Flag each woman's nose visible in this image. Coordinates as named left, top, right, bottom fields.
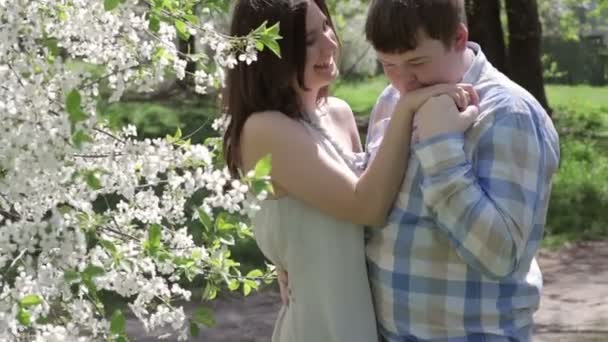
left=322, top=29, right=338, bottom=50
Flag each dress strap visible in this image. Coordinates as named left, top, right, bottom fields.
left=299, top=115, right=367, bottom=173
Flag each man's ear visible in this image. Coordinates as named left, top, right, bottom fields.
left=454, top=23, right=469, bottom=51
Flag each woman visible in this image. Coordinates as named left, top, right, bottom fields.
left=223, top=0, right=478, bottom=341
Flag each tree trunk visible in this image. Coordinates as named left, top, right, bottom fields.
left=505, top=0, right=551, bottom=114
left=465, top=0, right=509, bottom=74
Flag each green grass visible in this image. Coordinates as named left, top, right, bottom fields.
left=546, top=85, right=608, bottom=110
left=333, top=75, right=608, bottom=116
left=331, top=76, right=388, bottom=115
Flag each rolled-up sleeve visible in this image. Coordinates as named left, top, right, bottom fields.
left=414, top=113, right=545, bottom=279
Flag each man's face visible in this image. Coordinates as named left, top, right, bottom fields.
left=376, top=29, right=464, bottom=94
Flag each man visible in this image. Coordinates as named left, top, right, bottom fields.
left=364, top=0, right=560, bottom=341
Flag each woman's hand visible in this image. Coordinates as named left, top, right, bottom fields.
left=414, top=91, right=480, bottom=142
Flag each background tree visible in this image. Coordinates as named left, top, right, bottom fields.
left=465, top=0, right=509, bottom=73
left=505, top=0, right=550, bottom=112
left=466, top=0, right=551, bottom=114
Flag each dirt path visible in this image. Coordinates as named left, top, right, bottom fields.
left=127, top=240, right=608, bottom=341
left=533, top=240, right=608, bottom=341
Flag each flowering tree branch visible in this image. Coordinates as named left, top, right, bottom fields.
left=0, top=0, right=280, bottom=340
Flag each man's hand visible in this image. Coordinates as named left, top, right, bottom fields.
left=414, top=94, right=479, bottom=141
left=277, top=269, right=289, bottom=306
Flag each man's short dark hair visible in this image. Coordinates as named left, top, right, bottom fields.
left=365, top=0, right=467, bottom=53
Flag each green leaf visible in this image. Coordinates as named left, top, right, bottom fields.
left=110, top=310, right=126, bottom=335
left=216, top=215, right=235, bottom=231
left=20, top=294, right=43, bottom=308
left=175, top=20, right=190, bottom=40
left=261, top=22, right=282, bottom=58
left=99, top=239, right=118, bottom=256
left=152, top=46, right=168, bottom=64
left=255, top=41, right=264, bottom=51
left=83, top=265, right=105, bottom=280
left=173, top=256, right=192, bottom=267
left=166, top=127, right=183, bottom=144
left=197, top=209, right=213, bottom=231
left=193, top=307, right=216, bottom=328
left=246, top=269, right=264, bottom=279
left=251, top=179, right=273, bottom=197
left=144, top=224, right=166, bottom=255
left=149, top=14, right=161, bottom=32
left=254, top=154, right=272, bottom=178
left=119, top=259, right=134, bottom=273
left=242, top=278, right=259, bottom=297
left=265, top=40, right=281, bottom=58
left=219, top=235, right=235, bottom=246
left=243, top=283, right=252, bottom=296
left=72, top=130, right=93, bottom=149
left=104, top=0, right=121, bottom=11
left=190, top=321, right=200, bottom=337
left=202, top=283, right=217, bottom=300
left=66, top=89, right=88, bottom=126
left=228, top=279, right=240, bottom=291
left=66, top=88, right=81, bottom=115
left=253, top=21, right=268, bottom=35
left=58, top=11, right=68, bottom=21
left=17, top=308, right=31, bottom=326
left=85, top=171, right=102, bottom=190
left=266, top=22, right=280, bottom=36
left=191, top=249, right=202, bottom=260
left=183, top=14, right=199, bottom=25
left=148, top=224, right=162, bottom=248
left=64, top=270, right=80, bottom=282
left=44, top=38, right=60, bottom=57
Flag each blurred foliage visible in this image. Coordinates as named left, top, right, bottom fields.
left=98, top=96, right=219, bottom=143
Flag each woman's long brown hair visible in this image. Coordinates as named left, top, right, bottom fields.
left=222, top=0, right=337, bottom=177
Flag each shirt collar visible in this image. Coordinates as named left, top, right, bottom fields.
left=461, top=42, right=488, bottom=85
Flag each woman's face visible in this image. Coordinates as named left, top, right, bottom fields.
left=301, top=0, right=339, bottom=91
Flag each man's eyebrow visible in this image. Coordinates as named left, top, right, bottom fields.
left=377, top=55, right=428, bottom=64
left=406, top=56, right=427, bottom=63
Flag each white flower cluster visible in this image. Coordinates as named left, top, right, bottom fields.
left=0, top=0, right=274, bottom=340
left=211, top=113, right=231, bottom=134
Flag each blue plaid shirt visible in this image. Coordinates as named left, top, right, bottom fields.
left=365, top=43, right=560, bottom=341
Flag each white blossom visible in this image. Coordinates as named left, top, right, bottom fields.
left=212, top=114, right=231, bottom=133
left=0, top=0, right=273, bottom=340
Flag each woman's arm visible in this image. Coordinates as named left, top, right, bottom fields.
left=240, top=84, right=477, bottom=226
left=241, top=106, right=410, bottom=226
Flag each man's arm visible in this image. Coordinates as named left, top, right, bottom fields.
left=414, top=111, right=555, bottom=279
